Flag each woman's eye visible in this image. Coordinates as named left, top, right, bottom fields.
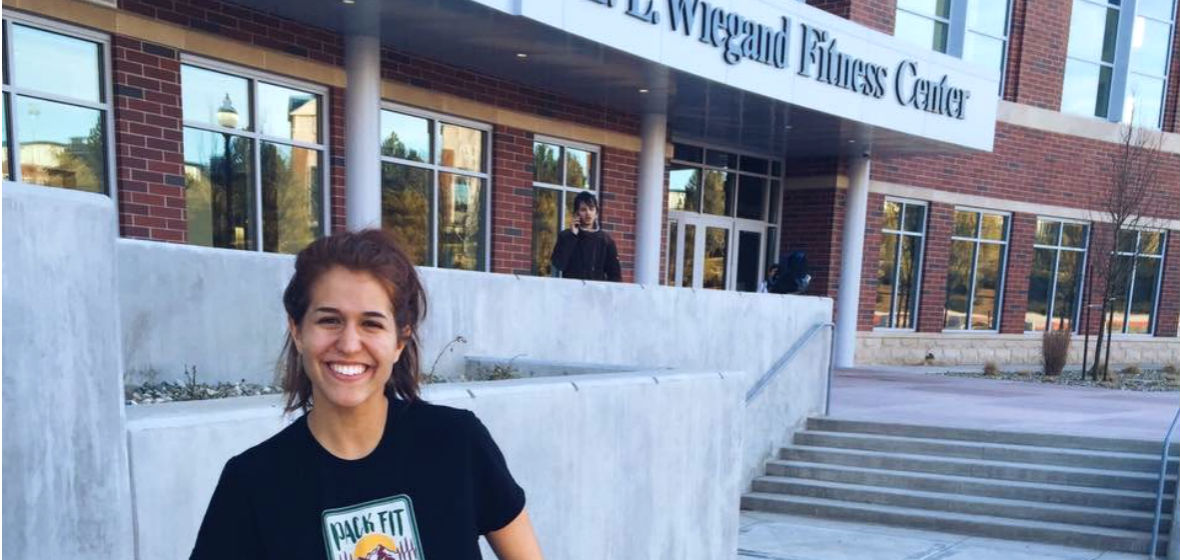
left=317, top=317, right=341, bottom=325
left=364, top=321, right=385, bottom=329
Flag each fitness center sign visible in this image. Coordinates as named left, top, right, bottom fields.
left=585, top=0, right=973, bottom=120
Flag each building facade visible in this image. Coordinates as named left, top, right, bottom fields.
left=3, top=0, right=1178, bottom=366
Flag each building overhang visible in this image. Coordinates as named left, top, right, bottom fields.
left=230, top=0, right=999, bottom=160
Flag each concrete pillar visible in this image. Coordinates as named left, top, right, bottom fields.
left=834, top=156, right=870, bottom=368
left=3, top=184, right=134, bottom=558
left=634, top=110, right=667, bottom=285
left=345, top=32, right=382, bottom=230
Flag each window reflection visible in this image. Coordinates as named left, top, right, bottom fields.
left=16, top=96, right=105, bottom=193
left=702, top=170, right=733, bottom=216
left=438, top=173, right=486, bottom=271
left=566, top=148, right=594, bottom=189
left=184, top=128, right=254, bottom=250
left=945, top=240, right=974, bottom=330
left=1108, top=229, right=1166, bottom=334
left=381, top=162, right=432, bottom=266
left=381, top=111, right=431, bottom=162
left=261, top=142, right=321, bottom=254
left=2, top=94, right=9, bottom=180
left=668, top=165, right=701, bottom=212
left=666, top=220, right=679, bottom=286
left=533, top=142, right=562, bottom=184
left=439, top=124, right=484, bottom=173
left=181, top=65, right=251, bottom=130
left=257, top=83, right=318, bottom=143
left=531, top=187, right=560, bottom=276
left=682, top=225, right=696, bottom=288
left=736, top=175, right=766, bottom=220
left=875, top=235, right=899, bottom=328
left=1026, top=219, right=1088, bottom=332
left=946, top=209, right=1009, bottom=330
left=704, top=227, right=729, bottom=290
left=12, top=24, right=102, bottom=103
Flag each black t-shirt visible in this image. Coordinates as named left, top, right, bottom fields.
left=190, top=398, right=526, bottom=559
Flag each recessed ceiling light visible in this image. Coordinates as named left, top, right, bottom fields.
left=516, top=53, right=528, bottom=59
left=342, top=0, right=355, bottom=4
left=847, top=139, right=856, bottom=144
left=639, top=88, right=649, bottom=94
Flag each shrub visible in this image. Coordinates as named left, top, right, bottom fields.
left=1041, top=330, right=1071, bottom=377
left=1119, top=365, right=1141, bottom=376
left=983, top=361, right=1000, bottom=376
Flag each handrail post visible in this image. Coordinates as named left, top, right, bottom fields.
left=824, top=324, right=835, bottom=416
left=1151, top=404, right=1180, bottom=559
left=745, top=321, right=835, bottom=405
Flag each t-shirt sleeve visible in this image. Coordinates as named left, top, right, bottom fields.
left=190, top=455, right=264, bottom=559
left=467, top=412, right=526, bottom=534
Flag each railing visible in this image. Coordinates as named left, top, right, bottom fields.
left=744, top=322, right=835, bottom=414
left=1151, top=404, right=1180, bottom=559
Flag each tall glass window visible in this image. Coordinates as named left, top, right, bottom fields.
left=2, top=15, right=111, bottom=193
left=1108, top=229, right=1166, bottom=334
left=896, top=0, right=952, bottom=53
left=875, top=199, right=927, bottom=329
left=531, top=137, right=599, bottom=276
left=380, top=107, right=489, bottom=271
left=1026, top=219, right=1089, bottom=332
left=895, top=1, right=1013, bottom=93
left=945, top=209, right=1010, bottom=331
left=181, top=60, right=326, bottom=253
left=1063, top=0, right=1177, bottom=127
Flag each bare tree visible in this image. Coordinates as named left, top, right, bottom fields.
left=1086, top=121, right=1166, bottom=380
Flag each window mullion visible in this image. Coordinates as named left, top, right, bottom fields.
left=253, top=79, right=264, bottom=252
left=1108, top=0, right=1138, bottom=122
left=1048, top=248, right=1062, bottom=330
left=947, top=0, right=969, bottom=57
left=966, top=238, right=980, bottom=329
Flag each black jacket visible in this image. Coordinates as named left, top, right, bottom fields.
left=550, top=228, right=622, bottom=282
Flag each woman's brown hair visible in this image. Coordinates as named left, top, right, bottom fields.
left=279, top=229, right=426, bottom=413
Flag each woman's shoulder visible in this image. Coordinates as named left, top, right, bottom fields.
left=402, top=399, right=480, bottom=431
left=224, top=415, right=309, bottom=474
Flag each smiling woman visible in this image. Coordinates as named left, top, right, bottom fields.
left=190, top=229, right=543, bottom=560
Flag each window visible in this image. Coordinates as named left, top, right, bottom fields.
left=874, top=199, right=927, bottom=329
left=944, top=209, right=1010, bottom=331
left=380, top=106, right=490, bottom=271
left=1063, top=0, right=1177, bottom=128
left=531, top=137, right=600, bottom=276
left=181, top=58, right=327, bottom=253
left=895, top=0, right=1013, bottom=93
left=1026, top=219, right=1089, bottom=332
left=2, top=14, right=112, bottom=193
left=1108, top=229, right=1166, bottom=334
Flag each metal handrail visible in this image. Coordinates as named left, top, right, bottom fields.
left=1151, top=404, right=1180, bottom=559
left=744, top=322, right=835, bottom=414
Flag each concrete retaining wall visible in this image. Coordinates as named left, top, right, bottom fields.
left=859, top=331, right=1180, bottom=366
left=2, top=184, right=134, bottom=559
left=126, top=371, right=744, bottom=559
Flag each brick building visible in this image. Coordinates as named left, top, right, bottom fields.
left=4, top=0, right=1178, bottom=365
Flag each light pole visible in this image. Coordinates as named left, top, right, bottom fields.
left=215, top=94, right=239, bottom=248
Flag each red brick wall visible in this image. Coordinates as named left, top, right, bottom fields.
left=1157, top=232, right=1180, bottom=337
left=999, top=213, right=1036, bottom=334
left=490, top=126, right=534, bottom=276
left=113, top=37, right=186, bottom=243
left=806, top=0, right=896, bottom=35
left=1165, top=0, right=1180, bottom=133
left=779, top=185, right=842, bottom=298
left=119, top=0, right=343, bottom=66
left=874, top=123, right=1180, bottom=219
left=1005, top=0, right=1070, bottom=110
left=329, top=86, right=347, bottom=233
left=915, top=202, right=953, bottom=332
left=600, top=147, right=639, bottom=282
left=857, top=192, right=887, bottom=331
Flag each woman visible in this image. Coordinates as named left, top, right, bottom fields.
left=191, top=229, right=542, bottom=560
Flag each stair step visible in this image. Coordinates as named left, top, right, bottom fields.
left=770, top=460, right=1174, bottom=512
left=741, top=492, right=1167, bottom=555
left=775, top=446, right=1175, bottom=492
left=795, top=430, right=1172, bottom=473
left=750, top=476, right=1169, bottom=531
left=807, top=417, right=1179, bottom=456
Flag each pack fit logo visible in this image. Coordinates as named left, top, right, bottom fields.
left=321, top=495, right=425, bottom=560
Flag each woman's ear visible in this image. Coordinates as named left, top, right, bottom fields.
left=397, top=326, right=411, bottom=353
left=288, top=317, right=304, bottom=354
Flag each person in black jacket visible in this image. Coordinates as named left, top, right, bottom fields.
left=549, top=191, right=622, bottom=282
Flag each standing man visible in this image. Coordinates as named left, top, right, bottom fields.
left=550, top=191, right=622, bottom=282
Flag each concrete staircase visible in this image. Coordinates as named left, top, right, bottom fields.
left=742, top=418, right=1178, bottom=555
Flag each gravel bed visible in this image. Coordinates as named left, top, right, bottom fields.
left=125, top=380, right=283, bottom=405
left=933, top=367, right=1180, bottom=392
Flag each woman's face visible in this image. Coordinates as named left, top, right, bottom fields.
left=289, top=266, right=406, bottom=415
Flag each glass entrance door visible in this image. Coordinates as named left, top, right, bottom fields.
left=669, top=213, right=732, bottom=290
left=734, top=227, right=764, bottom=292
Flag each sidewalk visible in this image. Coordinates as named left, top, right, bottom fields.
left=830, top=366, right=1180, bottom=441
